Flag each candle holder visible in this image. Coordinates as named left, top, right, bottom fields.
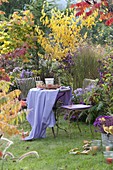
left=102, top=140, right=113, bottom=152
left=36, top=81, right=44, bottom=87
left=91, top=140, right=101, bottom=154
left=106, top=141, right=113, bottom=151
left=103, top=151, right=113, bottom=164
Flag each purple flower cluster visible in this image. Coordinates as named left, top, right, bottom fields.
left=84, top=84, right=96, bottom=93
left=74, top=88, right=84, bottom=97
left=98, top=56, right=113, bottom=85
left=13, top=67, right=21, bottom=73
left=93, top=115, right=113, bottom=133
left=73, top=83, right=96, bottom=105
left=20, top=69, right=33, bottom=79
left=59, top=52, right=76, bottom=70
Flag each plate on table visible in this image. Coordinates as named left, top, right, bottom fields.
left=37, top=84, right=61, bottom=90
left=46, top=84, right=61, bottom=89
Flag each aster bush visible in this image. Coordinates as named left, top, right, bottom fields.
left=93, top=115, right=113, bottom=135
left=70, top=53, right=113, bottom=124
left=10, top=67, right=33, bottom=80
left=73, top=83, right=97, bottom=104
left=81, top=54, right=113, bottom=123
left=87, top=55, right=113, bottom=112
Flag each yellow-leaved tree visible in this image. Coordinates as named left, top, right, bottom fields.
left=36, top=4, right=99, bottom=61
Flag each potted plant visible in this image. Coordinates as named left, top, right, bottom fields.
left=39, top=54, right=60, bottom=84
left=11, top=67, right=36, bottom=99
left=93, top=115, right=113, bottom=146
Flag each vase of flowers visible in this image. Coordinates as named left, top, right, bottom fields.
left=12, top=68, right=36, bottom=99
left=93, top=115, right=113, bottom=146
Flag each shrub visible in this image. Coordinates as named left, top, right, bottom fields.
left=83, top=55, right=113, bottom=123
left=0, top=80, right=27, bottom=136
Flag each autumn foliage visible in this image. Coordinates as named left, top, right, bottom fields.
left=0, top=68, right=10, bottom=81
left=0, top=0, right=8, bottom=5
left=70, top=0, right=113, bottom=26
left=0, top=10, right=38, bottom=73
left=0, top=80, right=26, bottom=136
left=36, top=4, right=98, bottom=61
left=0, top=0, right=8, bottom=14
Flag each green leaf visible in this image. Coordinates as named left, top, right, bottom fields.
left=97, top=101, right=104, bottom=111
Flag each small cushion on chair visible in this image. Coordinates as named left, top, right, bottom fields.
left=61, top=104, right=92, bottom=110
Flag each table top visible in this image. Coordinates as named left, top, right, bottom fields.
left=30, top=86, right=70, bottom=91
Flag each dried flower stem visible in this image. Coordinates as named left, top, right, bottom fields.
left=0, top=135, right=39, bottom=162
left=18, top=151, right=39, bottom=162
left=1, top=136, right=13, bottom=156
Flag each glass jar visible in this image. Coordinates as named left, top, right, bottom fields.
left=103, top=151, right=113, bottom=164
left=91, top=140, right=101, bottom=153
left=105, top=141, right=113, bottom=151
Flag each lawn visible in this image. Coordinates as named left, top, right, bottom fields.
left=0, top=119, right=113, bottom=170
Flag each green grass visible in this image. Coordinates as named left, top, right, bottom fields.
left=0, top=119, right=113, bottom=170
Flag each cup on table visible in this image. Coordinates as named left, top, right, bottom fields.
left=36, top=81, right=43, bottom=87
left=45, top=78, right=54, bottom=86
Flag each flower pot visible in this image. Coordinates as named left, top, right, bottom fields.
left=45, top=78, right=54, bottom=85
left=101, top=133, right=113, bottom=147
left=16, top=77, right=36, bottom=98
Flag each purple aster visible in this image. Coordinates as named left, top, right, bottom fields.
left=13, top=67, right=21, bottom=73
left=74, top=88, right=84, bottom=96
left=20, top=69, right=26, bottom=78
left=93, top=115, right=113, bottom=133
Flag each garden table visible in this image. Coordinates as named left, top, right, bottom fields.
left=24, top=87, right=72, bottom=141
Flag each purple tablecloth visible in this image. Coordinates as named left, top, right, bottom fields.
left=24, top=87, right=72, bottom=140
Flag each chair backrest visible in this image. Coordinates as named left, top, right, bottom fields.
left=82, top=78, right=97, bottom=89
